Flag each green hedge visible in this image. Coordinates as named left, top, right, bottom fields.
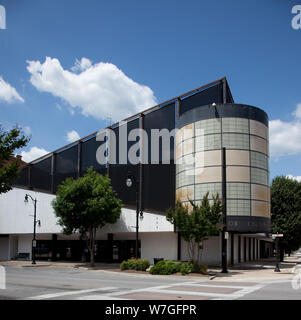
left=149, top=260, right=208, bottom=275
left=120, top=259, right=150, bottom=271
left=149, top=260, right=182, bottom=275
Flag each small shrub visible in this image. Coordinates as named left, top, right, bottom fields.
left=120, top=259, right=150, bottom=271
left=199, top=264, right=208, bottom=274
left=149, top=260, right=182, bottom=275
left=180, top=262, right=192, bottom=275
left=179, top=261, right=208, bottom=275
left=190, top=261, right=200, bottom=273
left=135, top=259, right=150, bottom=271
left=127, top=259, right=137, bottom=270
left=120, top=260, right=129, bottom=270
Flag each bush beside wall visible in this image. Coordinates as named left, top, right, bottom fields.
left=120, top=259, right=150, bottom=271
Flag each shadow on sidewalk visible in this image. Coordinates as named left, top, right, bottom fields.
left=207, top=257, right=298, bottom=278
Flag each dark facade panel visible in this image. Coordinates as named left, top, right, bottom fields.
left=31, top=156, right=52, bottom=191
left=227, top=216, right=270, bottom=233
left=143, top=162, right=175, bottom=213
left=126, top=118, right=140, bottom=163
left=110, top=118, right=139, bottom=165
left=180, top=83, right=223, bottom=115
left=226, top=83, right=234, bottom=103
left=177, top=103, right=269, bottom=129
left=13, top=166, right=29, bottom=188
left=143, top=103, right=175, bottom=163
left=81, top=136, right=106, bottom=174
left=54, top=145, right=78, bottom=191
left=109, top=164, right=139, bottom=208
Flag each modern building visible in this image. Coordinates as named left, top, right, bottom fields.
left=0, top=77, right=273, bottom=264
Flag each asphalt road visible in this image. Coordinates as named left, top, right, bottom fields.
left=0, top=265, right=300, bottom=300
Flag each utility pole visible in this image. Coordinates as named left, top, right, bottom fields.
left=221, top=147, right=228, bottom=273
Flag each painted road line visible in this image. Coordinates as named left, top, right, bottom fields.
left=117, top=291, right=211, bottom=300
left=134, top=288, right=237, bottom=298
left=180, top=283, right=253, bottom=289
left=165, top=285, right=239, bottom=294
left=106, top=281, right=199, bottom=298
left=27, top=287, right=116, bottom=300
left=77, top=295, right=130, bottom=300
left=213, top=284, right=265, bottom=300
left=105, top=280, right=259, bottom=300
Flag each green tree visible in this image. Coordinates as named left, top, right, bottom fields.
left=166, top=193, right=222, bottom=265
left=0, top=125, right=30, bottom=194
left=271, top=176, right=301, bottom=259
left=52, top=167, right=122, bottom=267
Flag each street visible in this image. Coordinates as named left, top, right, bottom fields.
left=0, top=263, right=300, bottom=300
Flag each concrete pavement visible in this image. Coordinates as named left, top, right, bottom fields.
left=0, top=262, right=300, bottom=300
left=0, top=256, right=298, bottom=282
left=0, top=255, right=300, bottom=300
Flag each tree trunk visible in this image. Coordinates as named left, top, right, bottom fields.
left=88, top=228, right=96, bottom=268
left=90, top=248, right=95, bottom=267
left=188, top=241, right=194, bottom=262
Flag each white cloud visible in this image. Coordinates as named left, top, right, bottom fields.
left=286, top=175, right=301, bottom=183
left=293, top=103, right=301, bottom=119
left=269, top=119, right=301, bottom=158
left=0, top=76, right=24, bottom=103
left=269, top=103, right=301, bottom=158
left=66, top=130, right=80, bottom=143
left=26, top=57, right=157, bottom=122
left=71, top=57, right=92, bottom=72
left=20, top=147, right=49, bottom=163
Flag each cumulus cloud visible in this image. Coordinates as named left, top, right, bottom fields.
left=71, top=57, right=92, bottom=72
left=0, top=76, right=24, bottom=103
left=293, top=103, right=301, bottom=119
left=286, top=175, right=301, bottom=183
left=20, top=147, right=49, bottom=163
left=66, top=130, right=80, bottom=143
left=26, top=57, right=157, bottom=121
left=269, top=119, right=301, bottom=158
left=269, top=103, right=301, bottom=158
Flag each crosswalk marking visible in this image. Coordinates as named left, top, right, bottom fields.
left=27, top=287, right=116, bottom=300
left=26, top=280, right=266, bottom=300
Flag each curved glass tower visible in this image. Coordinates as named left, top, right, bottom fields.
left=176, top=103, right=270, bottom=233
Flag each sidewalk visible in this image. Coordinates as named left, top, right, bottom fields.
left=0, top=260, right=121, bottom=270
left=1, top=256, right=299, bottom=282
left=208, top=256, right=299, bottom=281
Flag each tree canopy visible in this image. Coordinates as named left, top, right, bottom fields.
left=166, top=193, right=222, bottom=265
left=52, top=167, right=122, bottom=266
left=0, top=125, right=30, bottom=194
left=271, top=176, right=301, bottom=255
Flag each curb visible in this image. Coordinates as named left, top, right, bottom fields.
left=22, top=264, right=53, bottom=268
left=79, top=268, right=213, bottom=281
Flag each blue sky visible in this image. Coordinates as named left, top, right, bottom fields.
left=0, top=0, right=301, bottom=181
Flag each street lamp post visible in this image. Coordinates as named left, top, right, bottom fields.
left=272, top=233, right=283, bottom=272
left=274, top=237, right=280, bottom=272
left=126, top=172, right=143, bottom=259
left=24, top=194, right=39, bottom=264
